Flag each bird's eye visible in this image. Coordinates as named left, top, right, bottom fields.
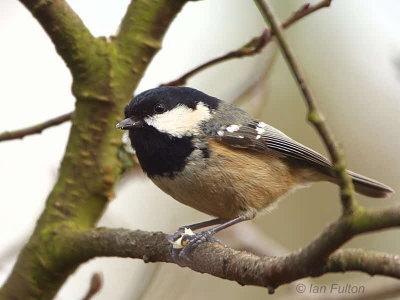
left=154, top=103, right=166, bottom=114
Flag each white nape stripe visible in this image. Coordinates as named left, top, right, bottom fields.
left=144, top=102, right=211, bottom=137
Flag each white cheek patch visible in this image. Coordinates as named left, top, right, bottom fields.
left=144, top=102, right=211, bottom=137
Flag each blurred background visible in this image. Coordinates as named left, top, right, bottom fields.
left=1, top=0, right=400, bottom=299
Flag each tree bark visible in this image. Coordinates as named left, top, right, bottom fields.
left=0, top=1, right=188, bottom=299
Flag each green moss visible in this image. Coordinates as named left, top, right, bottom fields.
left=349, top=208, right=373, bottom=232
left=1, top=0, right=190, bottom=298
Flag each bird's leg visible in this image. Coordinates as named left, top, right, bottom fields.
left=172, top=215, right=250, bottom=263
left=166, top=218, right=224, bottom=243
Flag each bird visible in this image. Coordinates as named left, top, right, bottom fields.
left=116, top=86, right=393, bottom=252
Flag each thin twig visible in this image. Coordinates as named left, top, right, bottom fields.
left=160, top=30, right=270, bottom=87
left=282, top=1, right=333, bottom=28
left=160, top=0, right=333, bottom=87
left=81, top=272, right=103, bottom=300
left=0, top=112, right=73, bottom=142
left=253, top=0, right=357, bottom=215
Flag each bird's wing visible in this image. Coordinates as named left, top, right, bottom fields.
left=210, top=120, right=333, bottom=171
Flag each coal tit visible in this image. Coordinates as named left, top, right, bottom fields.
left=117, top=86, right=393, bottom=248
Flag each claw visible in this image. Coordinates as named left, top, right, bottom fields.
left=168, top=228, right=196, bottom=249
left=178, top=233, right=207, bottom=259
left=166, top=231, right=182, bottom=243
left=174, top=230, right=222, bottom=262
left=169, top=216, right=248, bottom=264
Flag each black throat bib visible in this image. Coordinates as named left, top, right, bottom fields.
left=129, top=126, right=195, bottom=177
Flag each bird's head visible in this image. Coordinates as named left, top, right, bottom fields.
left=116, top=86, right=220, bottom=138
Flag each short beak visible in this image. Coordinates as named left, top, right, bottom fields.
left=116, top=118, right=144, bottom=130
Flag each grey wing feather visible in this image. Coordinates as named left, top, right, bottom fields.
left=212, top=120, right=333, bottom=172
left=207, top=118, right=393, bottom=198
left=204, top=105, right=393, bottom=198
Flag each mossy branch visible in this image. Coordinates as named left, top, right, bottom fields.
left=18, top=0, right=99, bottom=80
left=0, top=1, right=188, bottom=299
left=61, top=205, right=400, bottom=292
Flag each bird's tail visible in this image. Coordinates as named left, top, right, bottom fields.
left=346, top=170, right=394, bottom=198
left=301, top=166, right=394, bottom=198
left=290, top=160, right=393, bottom=198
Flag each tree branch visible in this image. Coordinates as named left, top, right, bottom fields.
left=161, top=0, right=332, bottom=87
left=115, top=0, right=189, bottom=87
left=1, top=1, right=191, bottom=298
left=0, top=110, right=139, bottom=175
left=253, top=0, right=357, bottom=215
left=18, top=0, right=99, bottom=80
left=0, top=112, right=73, bottom=142
left=3, top=0, right=398, bottom=298
left=326, top=249, right=400, bottom=279
left=65, top=205, right=400, bottom=292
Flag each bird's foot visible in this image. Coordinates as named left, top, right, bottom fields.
left=166, top=227, right=186, bottom=243
left=169, top=229, right=221, bottom=265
